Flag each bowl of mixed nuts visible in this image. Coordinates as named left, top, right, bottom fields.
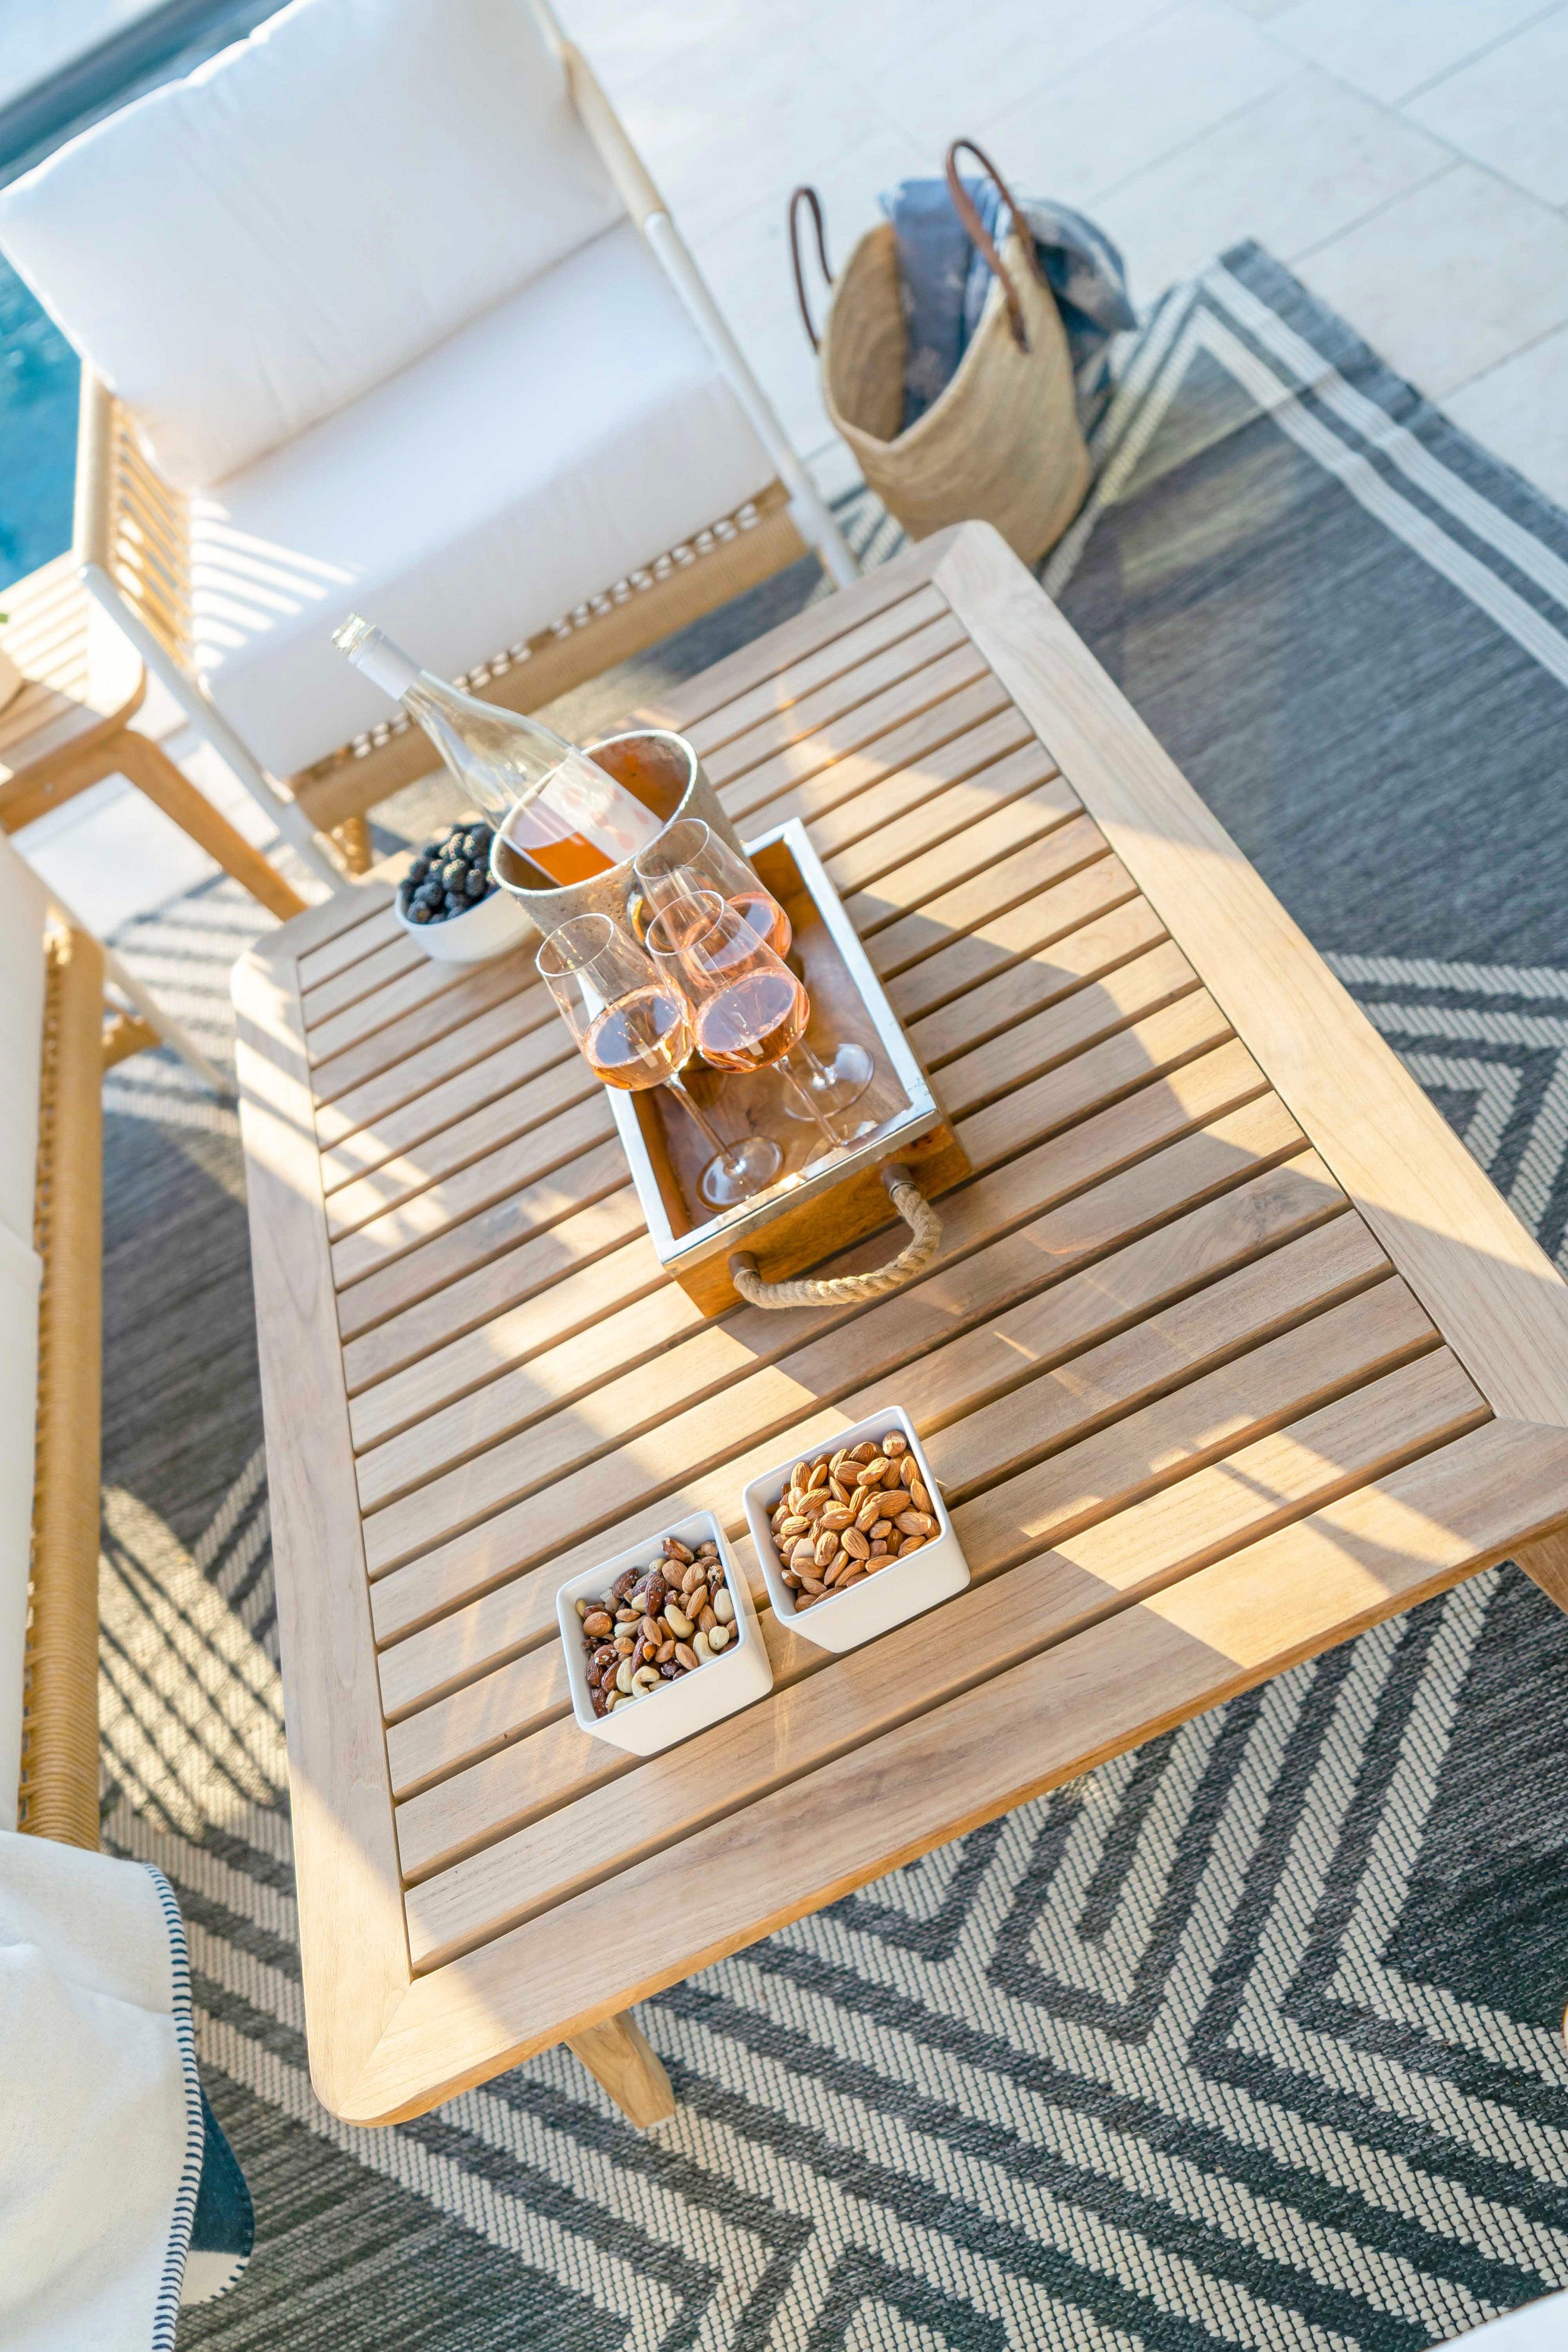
left=743, top=1404, right=969, bottom=1655
left=557, top=1509, right=773, bottom=1756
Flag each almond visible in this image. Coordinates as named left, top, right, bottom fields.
left=849, top=1442, right=877, bottom=1463
left=909, top=1477, right=932, bottom=1514
left=814, top=1528, right=839, bottom=1569
left=900, top=1455, right=918, bottom=1490
left=821, top=1502, right=855, bottom=1531
left=840, top=1526, right=870, bottom=1561
left=883, top=1431, right=908, bottom=1456
left=856, top=1456, right=890, bottom=1487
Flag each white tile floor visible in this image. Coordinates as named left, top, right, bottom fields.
left=19, top=0, right=1568, bottom=937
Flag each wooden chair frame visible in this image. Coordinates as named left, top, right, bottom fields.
left=17, top=921, right=104, bottom=1849
left=72, top=11, right=856, bottom=890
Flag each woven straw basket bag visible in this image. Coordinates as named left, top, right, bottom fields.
left=790, top=142, right=1091, bottom=564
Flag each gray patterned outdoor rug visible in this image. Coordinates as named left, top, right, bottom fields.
left=101, top=244, right=1568, bottom=2350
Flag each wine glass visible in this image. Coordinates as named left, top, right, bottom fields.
left=536, top=913, right=782, bottom=1209
left=635, top=818, right=874, bottom=1120
left=644, top=891, right=851, bottom=1159
left=636, top=816, right=791, bottom=957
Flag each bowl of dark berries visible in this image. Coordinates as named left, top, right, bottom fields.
left=557, top=1511, right=773, bottom=1757
left=394, top=817, right=534, bottom=963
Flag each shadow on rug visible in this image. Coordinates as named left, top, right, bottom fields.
left=103, top=245, right=1568, bottom=2349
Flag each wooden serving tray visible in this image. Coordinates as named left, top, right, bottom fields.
left=607, top=818, right=968, bottom=1312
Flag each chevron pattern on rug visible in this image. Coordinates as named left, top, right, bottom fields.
left=97, top=238, right=1568, bottom=2349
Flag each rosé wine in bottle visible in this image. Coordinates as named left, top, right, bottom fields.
left=334, top=615, right=662, bottom=885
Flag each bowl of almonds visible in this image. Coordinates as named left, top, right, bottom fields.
left=743, top=1405, right=969, bottom=1655
left=556, top=1509, right=773, bottom=1755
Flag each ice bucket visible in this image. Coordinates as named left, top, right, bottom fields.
left=487, top=728, right=747, bottom=940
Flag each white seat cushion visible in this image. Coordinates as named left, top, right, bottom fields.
left=0, top=0, right=622, bottom=490
left=189, top=224, right=777, bottom=778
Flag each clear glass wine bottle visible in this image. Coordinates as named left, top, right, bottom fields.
left=333, top=615, right=663, bottom=887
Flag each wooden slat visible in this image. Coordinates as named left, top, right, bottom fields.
left=335, top=1136, right=629, bottom=1337
left=909, top=896, right=1168, bottom=1072
left=277, top=881, right=396, bottom=974
left=372, top=1028, right=1275, bottom=1706
left=356, top=1078, right=1300, bottom=1513
left=685, top=583, right=950, bottom=757
left=296, top=899, right=400, bottom=994
left=934, top=523, right=1568, bottom=1431
left=387, top=1273, right=1439, bottom=1817
left=401, top=1348, right=1485, bottom=1964
left=886, top=858, right=1144, bottom=1029
left=343, top=1202, right=658, bottom=1391
left=321, top=1018, right=579, bottom=1197
left=367, top=1157, right=1365, bottom=1623
left=818, top=735, right=1059, bottom=900
left=303, top=930, right=425, bottom=1027
left=736, top=683, right=1025, bottom=846
left=311, top=951, right=541, bottom=1107
left=306, top=942, right=511, bottom=1068
left=865, top=812, right=1110, bottom=978
left=326, top=1052, right=594, bottom=1241
left=841, top=769, right=1079, bottom=935
left=936, top=940, right=1200, bottom=1120
left=350, top=1024, right=1268, bottom=1455
left=654, top=554, right=945, bottom=733
left=316, top=982, right=561, bottom=1154
left=331, top=1095, right=617, bottom=1290
left=715, top=643, right=993, bottom=822
left=701, top=612, right=969, bottom=785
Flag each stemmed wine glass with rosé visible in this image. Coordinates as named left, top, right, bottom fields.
left=536, top=913, right=782, bottom=1209
left=644, top=890, right=853, bottom=1158
left=634, top=820, right=873, bottom=1120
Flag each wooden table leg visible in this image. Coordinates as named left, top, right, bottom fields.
left=566, top=2012, right=676, bottom=2128
left=113, top=729, right=307, bottom=921
left=1515, top=1525, right=1568, bottom=1615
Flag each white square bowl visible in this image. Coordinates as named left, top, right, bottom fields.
left=742, top=1404, right=970, bottom=1655
left=557, top=1509, right=773, bottom=1757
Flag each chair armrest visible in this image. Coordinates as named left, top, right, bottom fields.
left=74, top=367, right=193, bottom=680
left=560, top=40, right=665, bottom=228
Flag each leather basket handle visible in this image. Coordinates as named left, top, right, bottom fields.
left=944, top=137, right=1047, bottom=352
left=788, top=184, right=833, bottom=352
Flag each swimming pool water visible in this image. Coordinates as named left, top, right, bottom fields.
left=0, top=256, right=78, bottom=593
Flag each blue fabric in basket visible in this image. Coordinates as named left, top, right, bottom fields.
left=880, top=177, right=1136, bottom=433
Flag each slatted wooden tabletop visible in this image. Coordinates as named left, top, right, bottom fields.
left=235, top=520, right=1568, bottom=2128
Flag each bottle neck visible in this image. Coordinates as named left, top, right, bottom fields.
left=337, top=618, right=423, bottom=702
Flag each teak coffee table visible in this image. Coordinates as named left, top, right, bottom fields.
left=235, top=522, right=1568, bottom=2129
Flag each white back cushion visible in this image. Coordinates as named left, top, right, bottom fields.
left=0, top=0, right=623, bottom=490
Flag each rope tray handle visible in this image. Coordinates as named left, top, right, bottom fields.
left=728, top=1163, right=941, bottom=1309
left=943, top=137, right=1050, bottom=352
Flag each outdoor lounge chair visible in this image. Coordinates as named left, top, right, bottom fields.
left=0, top=0, right=856, bottom=887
